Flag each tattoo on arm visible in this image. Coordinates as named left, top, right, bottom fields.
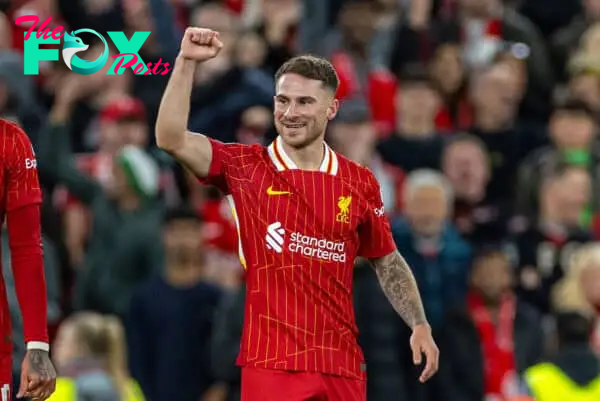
left=28, top=350, right=55, bottom=378
left=370, top=251, right=427, bottom=329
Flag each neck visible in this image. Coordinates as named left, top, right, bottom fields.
left=118, top=194, right=141, bottom=210
left=397, top=118, right=434, bottom=137
left=281, top=138, right=326, bottom=170
left=474, top=111, right=509, bottom=132
left=164, top=263, right=204, bottom=287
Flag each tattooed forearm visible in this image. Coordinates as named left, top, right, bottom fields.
left=28, top=350, right=55, bottom=378
left=370, top=251, right=427, bottom=328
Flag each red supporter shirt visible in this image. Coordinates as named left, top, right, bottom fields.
left=199, top=136, right=396, bottom=379
left=0, top=120, right=48, bottom=352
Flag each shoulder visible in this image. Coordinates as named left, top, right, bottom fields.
left=334, top=152, right=379, bottom=190
left=210, top=138, right=264, bottom=158
left=0, top=120, right=33, bottom=166
left=0, top=119, right=30, bottom=147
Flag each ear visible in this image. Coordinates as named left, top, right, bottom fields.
left=327, top=98, right=339, bottom=121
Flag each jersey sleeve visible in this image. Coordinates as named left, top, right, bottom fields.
left=4, top=123, right=42, bottom=211
left=197, top=138, right=249, bottom=194
left=357, top=171, right=396, bottom=259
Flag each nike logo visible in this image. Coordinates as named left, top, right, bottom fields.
left=267, top=186, right=290, bottom=196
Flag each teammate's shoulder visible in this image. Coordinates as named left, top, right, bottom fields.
left=0, top=118, right=26, bottom=137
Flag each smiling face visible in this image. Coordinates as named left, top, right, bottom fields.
left=273, top=73, right=339, bottom=148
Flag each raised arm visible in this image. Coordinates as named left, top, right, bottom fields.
left=369, top=250, right=426, bottom=328
left=155, top=27, right=223, bottom=179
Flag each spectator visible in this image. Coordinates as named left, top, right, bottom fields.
left=514, top=164, right=594, bottom=314
left=50, top=312, right=144, bottom=401
left=127, top=207, right=222, bottom=401
left=429, top=40, right=471, bottom=131
left=391, top=169, right=472, bottom=329
left=354, top=259, right=409, bottom=401
left=442, top=133, right=514, bottom=245
left=553, top=0, right=600, bottom=80
left=377, top=66, right=446, bottom=172
left=211, top=282, right=246, bottom=401
left=186, top=2, right=274, bottom=144
left=516, top=98, right=600, bottom=221
left=439, top=248, right=544, bottom=401
left=469, top=62, right=544, bottom=203
left=553, top=243, right=600, bottom=352
left=524, top=311, right=600, bottom=400
left=38, top=73, right=164, bottom=318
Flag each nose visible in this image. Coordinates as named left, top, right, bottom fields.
left=282, top=103, right=298, bottom=119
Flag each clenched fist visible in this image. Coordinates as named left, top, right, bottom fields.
left=179, top=27, right=224, bottom=62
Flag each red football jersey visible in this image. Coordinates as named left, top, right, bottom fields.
left=201, top=136, right=396, bottom=379
left=0, top=120, right=43, bottom=352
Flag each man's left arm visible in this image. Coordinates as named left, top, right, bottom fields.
left=369, top=251, right=427, bottom=329
left=5, top=123, right=56, bottom=399
left=358, top=172, right=438, bottom=382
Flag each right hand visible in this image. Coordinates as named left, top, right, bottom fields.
left=179, top=27, right=224, bottom=62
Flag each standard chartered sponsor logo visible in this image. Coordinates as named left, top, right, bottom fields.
left=266, top=222, right=346, bottom=262
left=289, top=232, right=346, bottom=262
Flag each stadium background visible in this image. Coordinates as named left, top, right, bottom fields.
left=2, top=0, right=600, bottom=400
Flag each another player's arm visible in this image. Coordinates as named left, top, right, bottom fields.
left=3, top=123, right=56, bottom=399
left=156, top=28, right=223, bottom=179
left=369, top=251, right=427, bottom=328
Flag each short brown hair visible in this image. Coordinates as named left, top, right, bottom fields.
left=275, top=55, right=339, bottom=92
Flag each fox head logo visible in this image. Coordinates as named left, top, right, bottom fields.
left=61, top=29, right=108, bottom=75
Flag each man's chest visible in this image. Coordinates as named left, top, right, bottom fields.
left=229, top=167, right=365, bottom=243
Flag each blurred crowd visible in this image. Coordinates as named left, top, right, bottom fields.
left=1, top=0, right=600, bottom=400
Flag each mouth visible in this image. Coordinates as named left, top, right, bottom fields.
left=282, top=122, right=306, bottom=129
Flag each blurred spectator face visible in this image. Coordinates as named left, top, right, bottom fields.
left=549, top=109, right=595, bottom=149
left=542, top=168, right=591, bottom=225
left=582, top=24, right=600, bottom=54
left=122, top=0, right=153, bottom=31
left=584, top=0, right=600, bottom=18
left=274, top=74, right=338, bottom=148
left=235, top=32, right=267, bottom=68
left=442, top=139, right=489, bottom=203
left=98, top=122, right=124, bottom=154
left=0, top=12, right=11, bottom=49
left=191, top=4, right=237, bottom=50
left=328, top=121, right=376, bottom=165
left=569, top=73, right=600, bottom=111
left=471, top=65, right=520, bottom=122
left=53, top=322, right=79, bottom=370
left=120, top=119, right=148, bottom=147
left=495, top=55, right=527, bottom=99
left=398, top=82, right=440, bottom=124
left=405, top=185, right=449, bottom=236
left=430, top=44, right=465, bottom=97
left=471, top=252, right=512, bottom=303
left=339, top=1, right=376, bottom=48
left=238, top=106, right=272, bottom=144
left=164, top=217, right=204, bottom=264
left=580, top=264, right=600, bottom=308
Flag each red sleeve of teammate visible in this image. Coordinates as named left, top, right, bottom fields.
left=197, top=138, right=248, bottom=193
left=357, top=171, right=396, bottom=259
left=4, top=123, right=48, bottom=350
